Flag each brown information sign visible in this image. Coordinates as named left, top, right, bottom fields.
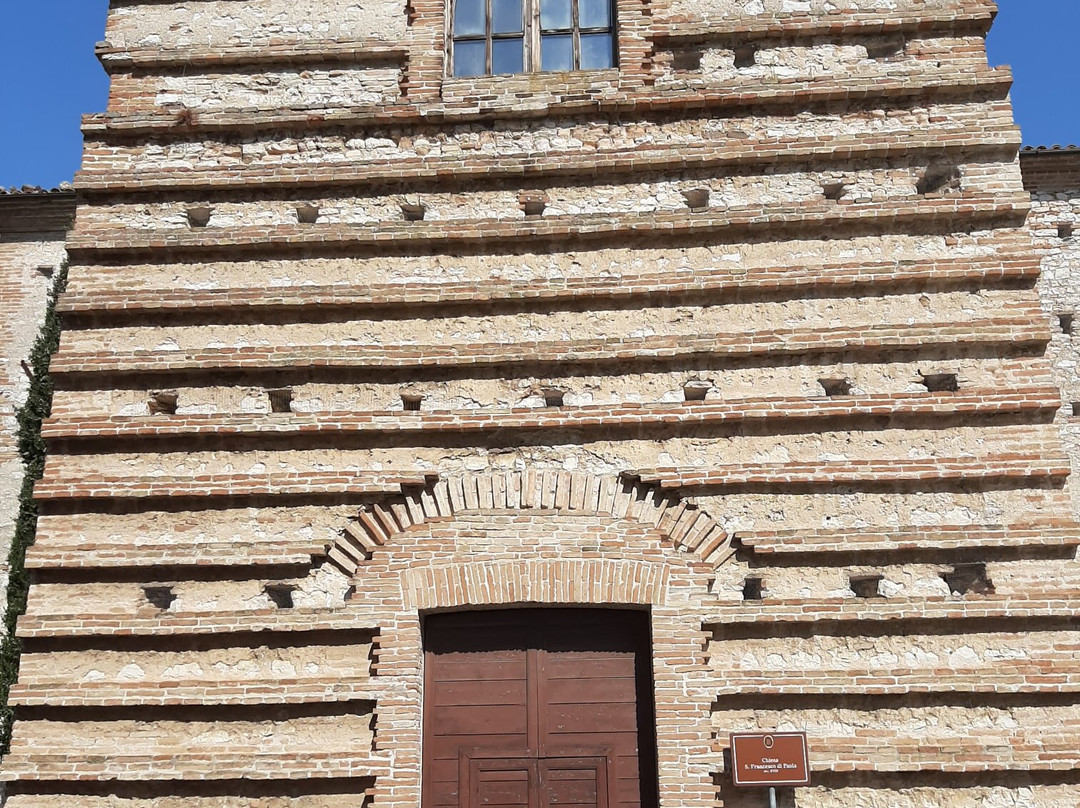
left=730, top=732, right=811, bottom=788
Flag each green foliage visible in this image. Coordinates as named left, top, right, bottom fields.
left=0, top=263, right=68, bottom=753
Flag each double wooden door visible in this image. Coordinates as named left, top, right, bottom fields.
left=422, top=608, right=658, bottom=808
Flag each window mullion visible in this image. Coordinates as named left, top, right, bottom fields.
left=448, top=0, right=454, bottom=72
left=528, top=0, right=541, bottom=71
left=572, top=0, right=580, bottom=69
left=486, top=0, right=493, bottom=73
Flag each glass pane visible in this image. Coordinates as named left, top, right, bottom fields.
left=492, top=0, right=523, bottom=33
left=541, top=0, right=572, bottom=30
left=579, top=0, right=612, bottom=29
left=453, top=0, right=486, bottom=36
left=453, top=39, right=487, bottom=76
left=541, top=34, right=574, bottom=71
left=580, top=32, right=614, bottom=69
left=492, top=38, right=524, bottom=74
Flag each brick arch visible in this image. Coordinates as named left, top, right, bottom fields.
left=400, top=558, right=670, bottom=610
left=323, top=470, right=732, bottom=575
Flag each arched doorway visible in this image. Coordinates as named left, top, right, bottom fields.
left=422, top=607, right=660, bottom=808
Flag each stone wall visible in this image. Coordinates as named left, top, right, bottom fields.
left=668, top=0, right=959, bottom=21
left=1023, top=147, right=1080, bottom=519
left=102, top=0, right=408, bottom=48
left=0, top=190, right=74, bottom=632
left=5, top=1, right=1080, bottom=807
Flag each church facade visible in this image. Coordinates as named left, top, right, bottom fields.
left=1, top=1, right=1080, bottom=807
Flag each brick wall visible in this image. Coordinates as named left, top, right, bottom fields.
left=4, top=1, right=1080, bottom=807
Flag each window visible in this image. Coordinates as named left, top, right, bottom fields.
left=450, top=0, right=616, bottom=77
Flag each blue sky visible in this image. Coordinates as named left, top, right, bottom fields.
left=0, top=0, right=1077, bottom=189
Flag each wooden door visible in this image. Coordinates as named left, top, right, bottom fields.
left=423, top=608, right=658, bottom=808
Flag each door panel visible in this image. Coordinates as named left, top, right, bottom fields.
left=545, top=703, right=640, bottom=733
left=545, top=677, right=637, bottom=703
left=467, top=757, right=537, bottom=808
left=434, top=660, right=529, bottom=681
left=540, top=758, right=606, bottom=808
left=433, top=704, right=530, bottom=735
left=437, top=680, right=530, bottom=706
left=423, top=608, right=657, bottom=808
left=475, top=768, right=531, bottom=808
left=544, top=657, right=637, bottom=679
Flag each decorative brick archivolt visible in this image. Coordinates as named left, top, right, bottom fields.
left=341, top=473, right=723, bottom=808
left=327, top=471, right=732, bottom=575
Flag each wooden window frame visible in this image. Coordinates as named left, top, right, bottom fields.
left=448, top=0, right=617, bottom=77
